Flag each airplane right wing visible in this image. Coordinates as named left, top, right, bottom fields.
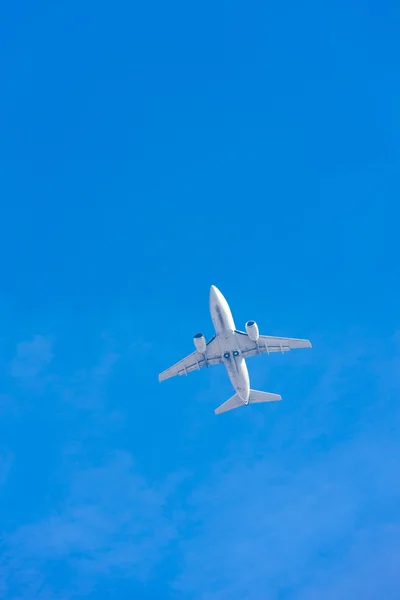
left=235, top=331, right=312, bottom=358
left=159, top=335, right=222, bottom=382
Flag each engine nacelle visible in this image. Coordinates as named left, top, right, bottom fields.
left=245, top=320, right=259, bottom=342
left=193, top=333, right=207, bottom=354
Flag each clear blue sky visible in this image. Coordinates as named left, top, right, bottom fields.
left=0, top=1, right=399, bottom=598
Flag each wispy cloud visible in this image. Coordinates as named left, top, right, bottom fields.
left=0, top=327, right=176, bottom=598
left=1, top=451, right=182, bottom=598
left=10, top=335, right=55, bottom=387
left=0, top=450, right=13, bottom=485
left=60, top=350, right=120, bottom=410
left=3, top=325, right=400, bottom=599
left=176, top=436, right=400, bottom=599
left=295, top=523, right=400, bottom=600
left=174, top=336, right=400, bottom=600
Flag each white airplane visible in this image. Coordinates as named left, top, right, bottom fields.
left=159, top=285, right=312, bottom=415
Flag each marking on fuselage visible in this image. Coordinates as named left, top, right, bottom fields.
left=215, top=305, right=225, bottom=329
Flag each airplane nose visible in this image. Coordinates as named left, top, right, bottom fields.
left=210, top=285, right=219, bottom=300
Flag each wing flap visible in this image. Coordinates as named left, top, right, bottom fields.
left=159, top=335, right=222, bottom=382
left=158, top=351, right=203, bottom=381
left=235, top=331, right=311, bottom=357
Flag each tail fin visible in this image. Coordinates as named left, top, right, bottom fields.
left=214, top=389, right=281, bottom=415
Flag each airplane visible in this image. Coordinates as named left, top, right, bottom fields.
left=158, top=285, right=312, bottom=415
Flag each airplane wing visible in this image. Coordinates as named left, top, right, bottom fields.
left=159, top=335, right=222, bottom=382
left=235, top=330, right=311, bottom=358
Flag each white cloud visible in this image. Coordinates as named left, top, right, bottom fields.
left=0, top=329, right=176, bottom=598
left=4, top=325, right=400, bottom=599
left=10, top=335, right=54, bottom=382
left=174, top=337, right=400, bottom=600
left=1, top=451, right=183, bottom=598
left=0, top=450, right=13, bottom=485
left=176, top=438, right=400, bottom=600
left=61, top=350, right=120, bottom=409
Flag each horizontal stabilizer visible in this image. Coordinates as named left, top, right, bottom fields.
left=249, top=389, right=282, bottom=403
left=214, top=393, right=244, bottom=415
left=214, top=389, right=281, bottom=415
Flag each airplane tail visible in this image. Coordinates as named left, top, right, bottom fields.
left=214, top=389, right=282, bottom=415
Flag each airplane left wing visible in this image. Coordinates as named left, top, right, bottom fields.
left=159, top=335, right=222, bottom=382
left=235, top=331, right=311, bottom=358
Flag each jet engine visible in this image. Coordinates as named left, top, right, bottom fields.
left=245, top=320, right=259, bottom=342
left=193, top=333, right=207, bottom=354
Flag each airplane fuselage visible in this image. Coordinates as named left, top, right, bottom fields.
left=209, top=285, right=250, bottom=402
left=159, top=284, right=311, bottom=414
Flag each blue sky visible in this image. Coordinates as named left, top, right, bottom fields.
left=0, top=0, right=399, bottom=598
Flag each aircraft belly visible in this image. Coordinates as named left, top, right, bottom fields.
left=209, top=287, right=235, bottom=333
left=234, top=358, right=250, bottom=401
left=218, top=336, right=250, bottom=401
